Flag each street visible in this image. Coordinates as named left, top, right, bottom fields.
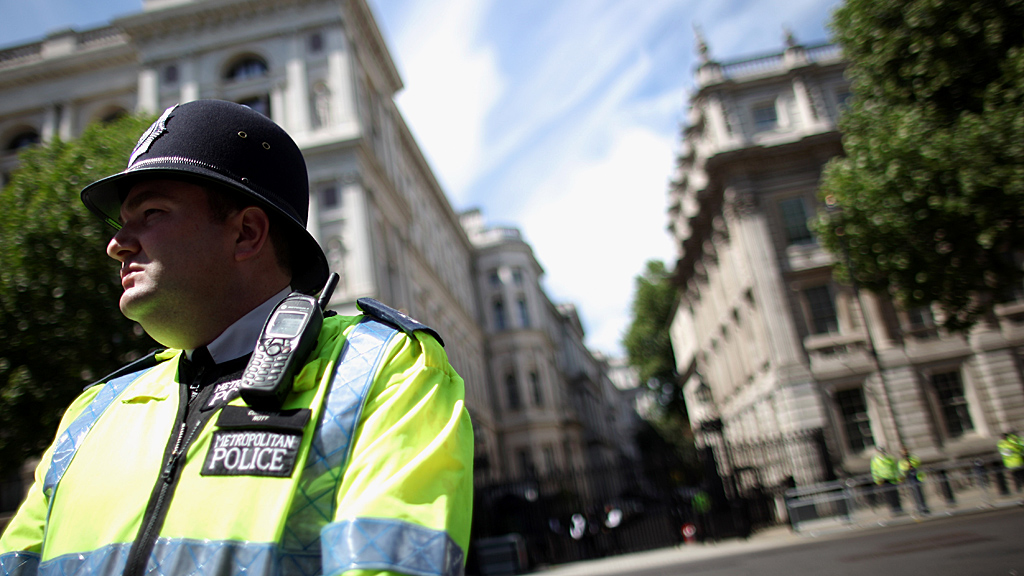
left=539, top=507, right=1024, bottom=576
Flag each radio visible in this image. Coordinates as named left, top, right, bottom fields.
left=239, top=273, right=339, bottom=410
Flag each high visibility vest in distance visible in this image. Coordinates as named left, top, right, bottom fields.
left=871, top=454, right=899, bottom=484
left=999, top=438, right=1024, bottom=470
left=0, top=313, right=473, bottom=576
left=898, top=455, right=924, bottom=482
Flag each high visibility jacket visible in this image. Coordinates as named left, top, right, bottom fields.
left=0, top=312, right=473, bottom=576
left=898, top=454, right=924, bottom=482
left=870, top=453, right=898, bottom=484
left=998, top=437, right=1024, bottom=470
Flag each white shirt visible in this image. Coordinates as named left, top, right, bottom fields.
left=185, top=287, right=291, bottom=364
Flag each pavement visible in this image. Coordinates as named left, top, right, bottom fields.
left=532, top=496, right=1024, bottom=576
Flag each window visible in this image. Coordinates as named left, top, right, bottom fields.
left=512, top=268, right=524, bottom=286
left=319, top=185, right=339, bottom=210
left=226, top=57, right=268, bottom=81
left=493, top=298, right=507, bottom=331
left=308, top=32, right=324, bottom=53
left=835, top=89, right=852, bottom=110
left=804, top=285, right=838, bottom=334
left=506, top=372, right=520, bottom=410
left=7, top=130, right=39, bottom=152
left=163, top=64, right=179, bottom=84
left=517, top=449, right=533, bottom=477
left=530, top=371, right=543, bottom=407
left=488, top=270, right=501, bottom=286
left=543, top=445, right=556, bottom=474
left=905, top=306, right=938, bottom=339
left=517, top=298, right=530, bottom=328
left=100, top=109, right=127, bottom=124
left=237, top=95, right=270, bottom=118
left=932, top=370, right=973, bottom=438
left=752, top=101, right=778, bottom=131
left=836, top=388, right=873, bottom=452
left=778, top=197, right=813, bottom=245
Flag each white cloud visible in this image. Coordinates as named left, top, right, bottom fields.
left=519, top=126, right=677, bottom=356
left=390, top=0, right=503, bottom=205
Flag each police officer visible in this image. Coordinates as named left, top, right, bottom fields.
left=0, top=100, right=473, bottom=576
left=870, top=446, right=902, bottom=515
left=998, top=431, right=1024, bottom=493
left=898, top=448, right=929, bottom=515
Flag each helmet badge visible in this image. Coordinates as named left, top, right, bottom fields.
left=128, top=104, right=177, bottom=168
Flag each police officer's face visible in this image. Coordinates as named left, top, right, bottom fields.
left=107, top=179, right=239, bottom=346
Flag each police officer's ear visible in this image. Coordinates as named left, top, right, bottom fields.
left=232, top=205, right=273, bottom=264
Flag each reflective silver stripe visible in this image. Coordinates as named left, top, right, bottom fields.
left=321, top=518, right=464, bottom=576
left=0, top=552, right=40, bottom=576
left=34, top=539, right=287, bottom=576
left=43, top=368, right=152, bottom=496
left=307, top=319, right=399, bottom=478
left=282, top=319, right=399, bottom=555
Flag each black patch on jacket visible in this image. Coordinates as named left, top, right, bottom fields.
left=201, top=430, right=302, bottom=477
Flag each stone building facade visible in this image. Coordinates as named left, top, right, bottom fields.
left=461, top=210, right=638, bottom=481
left=0, top=0, right=636, bottom=502
left=668, top=35, right=1024, bottom=490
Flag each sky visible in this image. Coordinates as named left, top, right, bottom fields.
left=0, top=0, right=843, bottom=356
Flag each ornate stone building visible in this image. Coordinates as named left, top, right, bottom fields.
left=668, top=34, right=1024, bottom=490
left=461, top=210, right=638, bottom=481
left=0, top=0, right=636, bottom=510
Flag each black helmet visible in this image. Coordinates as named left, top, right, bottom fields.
left=81, top=99, right=329, bottom=294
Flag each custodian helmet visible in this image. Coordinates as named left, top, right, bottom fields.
left=81, top=99, right=330, bottom=294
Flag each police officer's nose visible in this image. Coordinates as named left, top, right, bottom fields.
left=107, top=227, right=140, bottom=262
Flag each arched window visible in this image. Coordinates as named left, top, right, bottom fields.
left=100, top=109, right=128, bottom=124
left=226, top=56, right=268, bottom=82
left=6, top=130, right=40, bottom=152
left=237, top=95, right=271, bottom=118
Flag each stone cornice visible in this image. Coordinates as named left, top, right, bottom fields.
left=346, top=0, right=402, bottom=94
left=0, top=28, right=135, bottom=88
left=116, top=0, right=330, bottom=42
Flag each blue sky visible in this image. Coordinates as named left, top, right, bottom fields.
left=0, top=0, right=843, bottom=356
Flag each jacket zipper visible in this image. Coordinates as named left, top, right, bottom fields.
left=123, top=370, right=206, bottom=576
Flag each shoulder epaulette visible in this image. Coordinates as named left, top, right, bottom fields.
left=356, top=297, right=445, bottom=347
left=83, top=349, right=169, bottom=390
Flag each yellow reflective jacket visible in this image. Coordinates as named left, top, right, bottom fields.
left=870, top=453, right=898, bottom=484
left=998, top=437, right=1024, bottom=469
left=0, top=313, right=473, bottom=576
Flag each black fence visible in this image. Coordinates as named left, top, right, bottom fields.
left=468, top=459, right=779, bottom=574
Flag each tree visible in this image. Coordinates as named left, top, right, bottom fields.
left=816, top=0, right=1024, bottom=331
left=623, top=260, right=698, bottom=476
left=624, top=260, right=683, bottom=416
left=0, top=114, right=157, bottom=479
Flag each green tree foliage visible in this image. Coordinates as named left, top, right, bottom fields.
left=624, top=260, right=682, bottom=415
left=623, top=260, right=698, bottom=476
left=816, top=0, right=1024, bottom=330
left=0, top=114, right=157, bottom=478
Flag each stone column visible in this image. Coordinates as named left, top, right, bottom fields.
left=327, top=26, right=355, bottom=130
left=41, top=104, right=59, bottom=142
left=286, top=35, right=311, bottom=134
left=137, top=68, right=159, bottom=113
left=343, top=178, right=375, bottom=297
left=180, top=57, right=199, bottom=103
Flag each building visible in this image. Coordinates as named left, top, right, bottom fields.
left=461, top=210, right=638, bottom=481
left=667, top=33, right=1024, bottom=491
left=0, top=0, right=638, bottom=518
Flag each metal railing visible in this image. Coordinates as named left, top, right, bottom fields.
left=784, top=456, right=1024, bottom=534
